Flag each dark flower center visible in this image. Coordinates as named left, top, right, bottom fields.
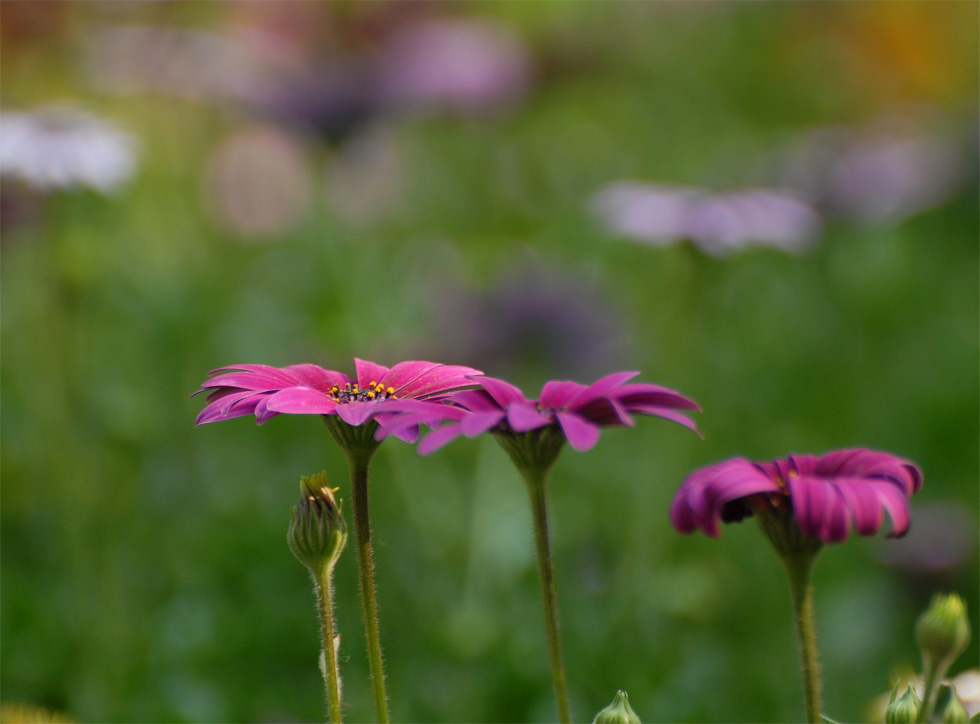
left=329, top=381, right=397, bottom=404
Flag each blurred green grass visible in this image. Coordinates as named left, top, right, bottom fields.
left=1, top=2, right=977, bottom=722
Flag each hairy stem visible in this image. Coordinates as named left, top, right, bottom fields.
left=313, top=564, right=343, bottom=723
left=349, top=459, right=390, bottom=723
left=522, top=467, right=572, bottom=724
left=784, top=554, right=822, bottom=724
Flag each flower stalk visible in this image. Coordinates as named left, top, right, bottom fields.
left=521, top=463, right=572, bottom=724
left=314, top=563, right=343, bottom=723
left=783, top=552, right=822, bottom=724
left=325, top=417, right=390, bottom=724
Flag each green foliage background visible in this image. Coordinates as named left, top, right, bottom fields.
left=2, top=2, right=978, bottom=722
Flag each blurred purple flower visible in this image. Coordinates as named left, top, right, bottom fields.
left=590, top=182, right=821, bottom=256
left=876, top=501, right=977, bottom=574
left=763, top=121, right=967, bottom=224
left=194, top=359, right=481, bottom=441
left=670, top=448, right=923, bottom=544
left=376, top=19, right=532, bottom=116
left=431, top=266, right=628, bottom=381
left=0, top=105, right=137, bottom=193
left=385, top=372, right=700, bottom=454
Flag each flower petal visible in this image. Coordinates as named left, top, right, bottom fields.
left=506, top=402, right=551, bottom=431
left=336, top=401, right=377, bottom=426
left=264, top=387, right=338, bottom=416
left=626, top=404, right=701, bottom=435
left=460, top=410, right=506, bottom=437
left=556, top=411, right=601, bottom=451
left=418, top=424, right=466, bottom=455
left=381, top=361, right=443, bottom=395
left=670, top=458, right=779, bottom=537
left=834, top=477, right=885, bottom=536
left=476, top=376, right=526, bottom=408
left=354, top=358, right=392, bottom=389
left=788, top=476, right=836, bottom=539
left=540, top=380, right=586, bottom=410
left=398, top=364, right=483, bottom=398
left=284, top=364, right=348, bottom=392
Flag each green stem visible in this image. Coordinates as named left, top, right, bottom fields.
left=313, top=564, right=343, bottom=723
left=522, top=467, right=572, bottom=724
left=915, top=657, right=940, bottom=724
left=783, top=554, right=822, bottom=724
left=349, top=459, right=390, bottom=724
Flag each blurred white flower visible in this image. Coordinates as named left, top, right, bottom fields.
left=376, top=19, right=533, bottom=116
left=0, top=105, right=137, bottom=193
left=590, top=181, right=821, bottom=256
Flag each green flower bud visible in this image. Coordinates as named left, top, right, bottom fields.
left=885, top=684, right=922, bottom=724
left=593, top=690, right=642, bottom=724
left=936, top=683, right=969, bottom=724
left=916, top=593, right=971, bottom=670
left=287, top=472, right=347, bottom=572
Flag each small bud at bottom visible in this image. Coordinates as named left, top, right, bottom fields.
left=886, top=684, right=922, bottom=724
left=936, top=683, right=969, bottom=724
left=594, top=690, right=642, bottom=724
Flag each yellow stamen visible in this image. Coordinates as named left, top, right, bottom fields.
left=386, top=386, right=395, bottom=396
left=367, top=391, right=375, bottom=399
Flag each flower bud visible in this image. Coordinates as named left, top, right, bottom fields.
left=885, top=684, right=922, bottom=724
left=287, top=472, right=347, bottom=572
left=593, top=690, right=641, bottom=724
left=936, top=683, right=969, bottom=724
left=916, top=593, right=971, bottom=670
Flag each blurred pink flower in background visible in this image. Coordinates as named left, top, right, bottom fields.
left=201, top=125, right=313, bottom=240
left=590, top=181, right=821, bottom=256
left=0, top=105, right=138, bottom=193
left=376, top=19, right=533, bottom=116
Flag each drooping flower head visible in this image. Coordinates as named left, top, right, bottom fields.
left=670, top=448, right=923, bottom=547
left=384, top=372, right=700, bottom=468
left=194, top=358, right=481, bottom=442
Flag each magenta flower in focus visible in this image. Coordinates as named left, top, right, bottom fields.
left=194, top=358, right=481, bottom=440
left=670, top=448, right=923, bottom=544
left=386, top=371, right=700, bottom=456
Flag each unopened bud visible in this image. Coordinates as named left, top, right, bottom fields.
left=287, top=472, right=347, bottom=572
left=885, top=684, right=921, bottom=724
left=593, top=690, right=641, bottom=724
left=936, top=683, right=969, bottom=724
left=916, top=593, right=971, bottom=670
